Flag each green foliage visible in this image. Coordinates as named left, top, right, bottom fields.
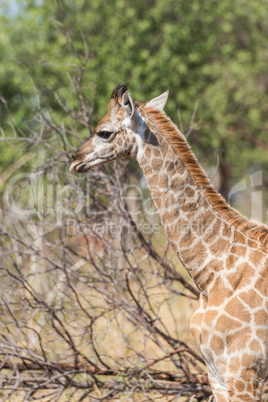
left=1, top=0, right=268, bottom=191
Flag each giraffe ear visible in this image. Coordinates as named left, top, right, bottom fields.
left=146, top=90, right=169, bottom=111
left=122, top=91, right=135, bottom=117
left=122, top=91, right=158, bottom=146
left=122, top=91, right=141, bottom=127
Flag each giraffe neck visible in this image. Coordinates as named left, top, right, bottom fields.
left=139, top=134, right=223, bottom=293
left=136, top=105, right=268, bottom=294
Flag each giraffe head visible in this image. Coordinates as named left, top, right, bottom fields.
left=69, top=84, right=169, bottom=173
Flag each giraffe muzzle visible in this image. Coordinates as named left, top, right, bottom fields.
left=69, top=155, right=106, bottom=173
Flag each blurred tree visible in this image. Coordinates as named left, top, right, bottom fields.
left=1, top=0, right=268, bottom=204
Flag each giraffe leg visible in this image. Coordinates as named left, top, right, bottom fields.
left=190, top=294, right=207, bottom=354
left=207, top=368, right=264, bottom=401
left=224, top=369, right=264, bottom=402
left=207, top=371, right=229, bottom=402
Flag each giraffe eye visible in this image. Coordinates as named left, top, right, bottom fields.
left=98, top=131, right=113, bottom=139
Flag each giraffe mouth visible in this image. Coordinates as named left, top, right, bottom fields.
left=69, top=157, right=106, bottom=173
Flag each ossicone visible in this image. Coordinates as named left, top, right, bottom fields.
left=110, top=83, right=129, bottom=101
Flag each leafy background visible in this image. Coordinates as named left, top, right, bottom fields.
left=1, top=0, right=268, bottom=202
left=1, top=1, right=268, bottom=400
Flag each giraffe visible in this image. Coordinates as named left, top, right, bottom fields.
left=69, top=84, right=268, bottom=401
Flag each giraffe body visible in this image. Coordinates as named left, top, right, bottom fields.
left=69, top=84, right=268, bottom=401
